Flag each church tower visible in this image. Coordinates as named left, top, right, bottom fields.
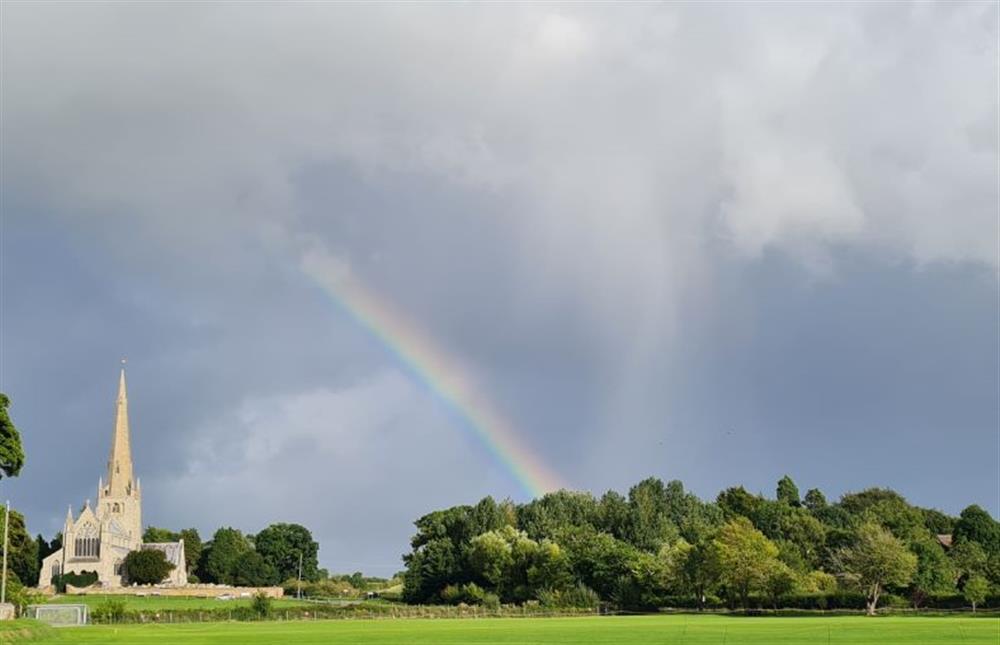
left=38, top=366, right=190, bottom=589
left=97, top=366, right=142, bottom=542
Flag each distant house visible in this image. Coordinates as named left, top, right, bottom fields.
left=935, top=534, right=953, bottom=549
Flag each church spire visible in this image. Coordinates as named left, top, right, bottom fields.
left=106, top=363, right=135, bottom=497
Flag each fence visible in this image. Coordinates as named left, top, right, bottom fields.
left=87, top=602, right=600, bottom=625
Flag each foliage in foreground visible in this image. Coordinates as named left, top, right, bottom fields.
left=401, top=476, right=1000, bottom=613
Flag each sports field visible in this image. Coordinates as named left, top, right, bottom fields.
left=15, top=614, right=999, bottom=644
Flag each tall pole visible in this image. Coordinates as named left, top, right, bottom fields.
left=296, top=552, right=303, bottom=600
left=1, top=500, right=10, bottom=604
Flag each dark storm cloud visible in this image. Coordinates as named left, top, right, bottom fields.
left=1, top=2, right=996, bottom=571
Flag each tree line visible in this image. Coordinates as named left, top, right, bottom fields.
left=137, top=522, right=321, bottom=587
left=401, top=477, right=999, bottom=614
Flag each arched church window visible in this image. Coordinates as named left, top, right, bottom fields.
left=74, top=523, right=100, bottom=558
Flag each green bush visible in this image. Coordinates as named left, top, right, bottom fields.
left=52, top=570, right=98, bottom=593
left=440, top=584, right=462, bottom=604
left=441, top=582, right=496, bottom=606
left=2, top=572, right=43, bottom=615
left=91, top=598, right=127, bottom=623
left=280, top=578, right=359, bottom=598
left=537, top=583, right=600, bottom=609
left=251, top=591, right=272, bottom=618
left=481, top=592, right=501, bottom=609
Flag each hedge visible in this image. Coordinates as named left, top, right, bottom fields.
left=659, top=592, right=1000, bottom=611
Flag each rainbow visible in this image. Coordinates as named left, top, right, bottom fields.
left=301, top=249, right=566, bottom=499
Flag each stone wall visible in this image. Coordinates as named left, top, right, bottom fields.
left=65, top=584, right=284, bottom=598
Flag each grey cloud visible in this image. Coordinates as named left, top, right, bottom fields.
left=1, top=2, right=996, bottom=570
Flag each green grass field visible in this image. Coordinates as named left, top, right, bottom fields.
left=14, top=614, right=999, bottom=645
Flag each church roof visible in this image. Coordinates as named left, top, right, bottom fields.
left=142, top=542, right=185, bottom=568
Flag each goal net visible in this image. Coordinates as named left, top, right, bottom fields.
left=25, top=603, right=89, bottom=626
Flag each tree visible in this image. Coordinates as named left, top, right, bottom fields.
left=467, top=529, right=513, bottom=588
left=764, top=561, right=797, bottom=609
left=752, top=501, right=826, bottom=569
left=143, top=526, right=178, bottom=543
left=0, top=509, right=38, bottom=586
left=202, top=527, right=250, bottom=585
left=527, top=539, right=574, bottom=594
left=626, top=478, right=678, bottom=552
left=0, top=394, right=25, bottom=480
left=963, top=575, right=988, bottom=613
left=953, top=505, right=1000, bottom=556
left=711, top=517, right=780, bottom=609
left=660, top=537, right=720, bottom=607
left=231, top=550, right=278, bottom=587
left=179, top=528, right=202, bottom=574
left=597, top=491, right=630, bottom=540
left=123, top=549, right=175, bottom=584
left=661, top=536, right=722, bottom=607
left=254, top=523, right=320, bottom=583
left=776, top=476, right=800, bottom=507
left=950, top=540, right=987, bottom=582
left=716, top=487, right=763, bottom=521
left=839, top=489, right=924, bottom=541
left=518, top=491, right=598, bottom=541
left=920, top=508, right=955, bottom=535
left=402, top=538, right=458, bottom=603
left=835, top=521, right=917, bottom=615
left=803, top=489, right=827, bottom=512
left=561, top=528, right=640, bottom=602
left=908, top=537, right=955, bottom=608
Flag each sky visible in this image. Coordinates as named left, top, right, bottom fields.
left=1, top=2, right=997, bottom=575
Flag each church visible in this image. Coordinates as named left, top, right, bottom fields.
left=38, top=368, right=187, bottom=589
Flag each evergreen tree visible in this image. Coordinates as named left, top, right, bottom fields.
left=180, top=528, right=203, bottom=574
left=202, top=527, right=250, bottom=585
left=776, top=476, right=800, bottom=506
left=0, top=394, right=25, bottom=480
left=803, top=488, right=827, bottom=511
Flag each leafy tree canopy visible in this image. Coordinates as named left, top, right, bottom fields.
left=0, top=508, right=38, bottom=587
left=0, top=394, right=25, bottom=480
left=711, top=517, right=781, bottom=609
left=776, top=476, right=800, bottom=506
left=180, top=528, right=202, bottom=574
left=399, top=477, right=994, bottom=611
left=201, top=527, right=250, bottom=585
left=835, top=521, right=917, bottom=615
left=231, top=549, right=278, bottom=587
left=124, top=549, right=175, bottom=585
left=953, top=505, right=1000, bottom=556
left=254, top=523, right=320, bottom=583
left=143, top=526, right=179, bottom=543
